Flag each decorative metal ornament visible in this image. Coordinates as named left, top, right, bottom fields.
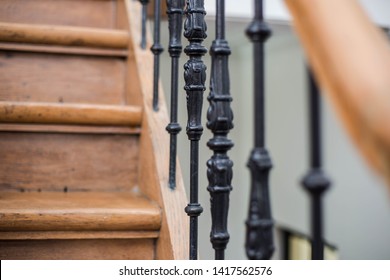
left=183, top=0, right=207, bottom=260
left=166, top=0, right=185, bottom=189
left=138, top=0, right=149, bottom=49
left=245, top=0, right=274, bottom=260
left=151, top=0, right=164, bottom=111
left=207, top=0, right=234, bottom=260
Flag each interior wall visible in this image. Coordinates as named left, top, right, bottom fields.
left=159, top=14, right=390, bottom=259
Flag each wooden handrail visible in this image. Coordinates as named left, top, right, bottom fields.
left=0, top=22, right=129, bottom=49
left=285, top=0, right=390, bottom=182
left=0, top=102, right=142, bottom=127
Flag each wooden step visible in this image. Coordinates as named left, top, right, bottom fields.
left=0, top=102, right=142, bottom=127
left=0, top=192, right=161, bottom=232
left=0, top=22, right=129, bottom=49
left=0, top=191, right=161, bottom=260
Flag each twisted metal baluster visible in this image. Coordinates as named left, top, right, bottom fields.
left=301, top=69, right=331, bottom=260
left=138, top=0, right=149, bottom=49
left=166, top=0, right=185, bottom=189
left=207, top=0, right=233, bottom=260
left=245, top=0, right=274, bottom=260
left=183, top=0, right=207, bottom=260
left=151, top=0, right=164, bottom=110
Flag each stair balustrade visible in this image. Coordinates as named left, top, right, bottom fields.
left=301, top=69, right=331, bottom=260
left=183, top=0, right=207, bottom=260
left=244, top=0, right=274, bottom=260
left=206, top=0, right=234, bottom=260
left=151, top=0, right=164, bottom=111
left=166, top=0, right=185, bottom=190
left=138, top=0, right=149, bottom=49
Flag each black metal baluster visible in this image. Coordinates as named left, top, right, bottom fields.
left=166, top=0, right=185, bottom=189
left=207, top=0, right=233, bottom=260
left=138, top=0, right=149, bottom=49
left=301, top=69, right=331, bottom=260
left=151, top=0, right=164, bottom=111
left=245, top=0, right=274, bottom=260
left=183, top=0, right=207, bottom=260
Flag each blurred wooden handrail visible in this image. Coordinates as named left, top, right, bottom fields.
left=285, top=0, right=390, bottom=184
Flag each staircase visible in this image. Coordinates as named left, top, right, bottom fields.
left=0, top=0, right=188, bottom=259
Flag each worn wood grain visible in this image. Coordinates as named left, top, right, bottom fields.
left=0, top=102, right=142, bottom=126
left=0, top=0, right=117, bottom=29
left=0, top=43, right=128, bottom=57
left=0, top=51, right=126, bottom=104
left=0, top=230, right=159, bottom=240
left=0, top=132, right=139, bottom=192
left=0, top=22, right=129, bottom=49
left=0, top=239, right=155, bottom=260
left=0, top=192, right=161, bottom=231
left=0, top=124, right=141, bottom=135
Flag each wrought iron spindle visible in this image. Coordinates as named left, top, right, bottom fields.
left=183, top=0, right=207, bottom=260
left=138, top=0, right=149, bottom=49
left=166, top=0, right=185, bottom=189
left=151, top=0, right=164, bottom=110
left=207, top=0, right=233, bottom=260
left=245, top=0, right=274, bottom=260
left=301, top=69, right=331, bottom=260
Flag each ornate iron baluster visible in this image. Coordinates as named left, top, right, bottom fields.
left=207, top=0, right=233, bottom=260
left=151, top=0, right=164, bottom=110
left=166, top=0, right=185, bottom=189
left=183, top=0, right=207, bottom=260
left=301, top=69, right=331, bottom=260
left=138, top=0, right=149, bottom=49
left=245, top=0, right=274, bottom=260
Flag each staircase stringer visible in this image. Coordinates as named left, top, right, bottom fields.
left=125, top=0, right=189, bottom=260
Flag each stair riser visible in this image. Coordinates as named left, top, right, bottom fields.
left=0, top=0, right=124, bottom=29
left=0, top=51, right=127, bottom=104
left=0, top=132, right=139, bottom=192
left=0, top=239, right=155, bottom=260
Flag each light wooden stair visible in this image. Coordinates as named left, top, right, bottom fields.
left=0, top=0, right=188, bottom=259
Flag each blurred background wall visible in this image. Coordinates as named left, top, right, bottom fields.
left=158, top=0, right=390, bottom=259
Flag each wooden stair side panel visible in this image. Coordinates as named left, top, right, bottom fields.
left=126, top=0, right=189, bottom=260
left=0, top=50, right=127, bottom=105
left=0, top=132, right=140, bottom=192
left=0, top=0, right=119, bottom=29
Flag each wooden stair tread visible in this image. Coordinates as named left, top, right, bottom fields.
left=0, top=22, right=129, bottom=49
left=0, top=192, right=161, bottom=232
left=0, top=102, right=142, bottom=127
